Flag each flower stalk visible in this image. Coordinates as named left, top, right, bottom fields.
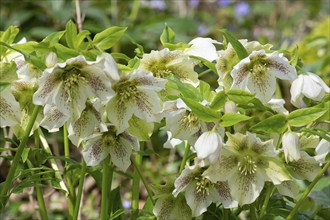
left=0, top=105, right=41, bottom=211
left=101, top=156, right=112, bottom=220
left=73, top=159, right=87, bottom=220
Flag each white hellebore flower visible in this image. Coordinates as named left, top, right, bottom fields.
left=314, top=139, right=330, bottom=164
left=139, top=48, right=199, bottom=86
left=173, top=163, right=238, bottom=217
left=106, top=70, right=166, bottom=134
left=231, top=50, right=297, bottom=102
left=33, top=54, right=115, bottom=121
left=194, top=130, right=223, bottom=166
left=290, top=72, right=330, bottom=108
left=282, top=132, right=301, bottom=163
left=184, top=37, right=221, bottom=62
left=203, top=132, right=291, bottom=206
left=0, top=87, right=22, bottom=127
left=82, top=126, right=139, bottom=171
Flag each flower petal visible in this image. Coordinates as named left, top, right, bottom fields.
left=131, top=70, right=167, bottom=91
left=290, top=75, right=304, bottom=107
left=314, top=139, right=330, bottom=164
left=82, top=134, right=109, bottom=166
left=288, top=151, right=321, bottom=181
left=194, top=131, right=222, bottom=165
left=260, top=158, right=291, bottom=185
left=109, top=137, right=132, bottom=171
left=275, top=180, right=299, bottom=199
left=247, top=71, right=276, bottom=102
left=282, top=132, right=301, bottom=162
left=267, top=51, right=297, bottom=81
left=0, top=87, right=22, bottom=127
left=185, top=37, right=221, bottom=62
left=173, top=165, right=198, bottom=197
left=40, top=104, right=69, bottom=132
left=211, top=181, right=238, bottom=208
left=185, top=181, right=212, bottom=217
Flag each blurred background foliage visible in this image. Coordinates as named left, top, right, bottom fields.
left=1, top=0, right=329, bottom=219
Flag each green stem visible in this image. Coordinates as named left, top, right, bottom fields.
left=0, top=105, right=41, bottom=211
left=63, top=123, right=75, bottom=219
left=101, top=156, right=112, bottom=220
left=73, top=159, right=87, bottom=220
left=198, top=69, right=212, bottom=78
left=131, top=148, right=142, bottom=218
left=130, top=155, right=155, bottom=206
left=250, top=202, right=257, bottom=220
left=223, top=208, right=230, bottom=220
left=128, top=0, right=140, bottom=26
left=286, top=161, right=330, bottom=220
left=179, top=141, right=190, bottom=172
left=259, top=185, right=275, bottom=219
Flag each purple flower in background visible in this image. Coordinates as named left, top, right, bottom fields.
left=235, top=2, right=250, bottom=16
left=218, top=0, right=231, bottom=7
left=197, top=25, right=208, bottom=36
left=189, top=0, right=200, bottom=8
left=150, top=0, right=167, bottom=10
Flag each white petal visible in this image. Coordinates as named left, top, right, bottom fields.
left=163, top=131, right=183, bottom=149
left=290, top=76, right=304, bottom=107
left=288, top=151, right=321, bottom=181
left=173, top=165, right=197, bottom=197
left=40, top=104, right=68, bottom=132
left=275, top=180, right=299, bottom=199
left=0, top=88, right=22, bottom=127
left=261, top=158, right=291, bottom=185
left=314, top=139, right=330, bottom=164
left=211, top=181, right=238, bottom=208
left=282, top=132, right=301, bottom=162
left=307, top=72, right=330, bottom=93
left=228, top=169, right=265, bottom=205
left=109, top=137, right=132, bottom=171
left=185, top=181, right=212, bottom=217
left=194, top=131, right=222, bottom=165
left=230, top=57, right=250, bottom=89
left=267, top=51, right=297, bottom=81
left=98, top=53, right=120, bottom=83
left=301, top=75, right=324, bottom=101
left=185, top=37, right=221, bottom=62
left=131, top=70, right=167, bottom=91
left=247, top=71, right=276, bottom=102
left=106, top=95, right=135, bottom=134
left=83, top=134, right=109, bottom=166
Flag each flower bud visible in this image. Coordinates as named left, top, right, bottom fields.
left=224, top=100, right=237, bottom=113
left=45, top=52, right=58, bottom=68
left=282, top=132, right=301, bottom=163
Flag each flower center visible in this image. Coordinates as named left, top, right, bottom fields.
left=195, top=176, right=211, bottom=196
left=154, top=68, right=173, bottom=78
left=103, top=132, right=118, bottom=146
left=113, top=79, right=139, bottom=105
left=62, top=66, right=85, bottom=102
left=182, top=112, right=199, bottom=128
left=238, top=155, right=257, bottom=176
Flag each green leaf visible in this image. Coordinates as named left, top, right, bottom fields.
left=124, top=34, right=144, bottom=56
left=220, top=29, right=249, bottom=60
left=93, top=26, right=127, bottom=50
left=220, top=113, right=251, bottom=127
left=65, top=20, right=78, bottom=49
left=54, top=43, right=80, bottom=60
left=198, top=81, right=211, bottom=101
left=127, top=57, right=140, bottom=69
left=111, top=52, right=131, bottom=62
left=299, top=128, right=330, bottom=142
left=288, top=108, right=327, bottom=127
left=21, top=148, right=30, bottom=163
left=41, top=31, right=65, bottom=45
left=0, top=62, right=18, bottom=83
left=210, top=90, right=227, bottom=110
left=181, top=97, right=221, bottom=122
left=227, top=89, right=255, bottom=103
left=0, top=25, right=19, bottom=44
left=167, top=77, right=202, bottom=101
left=76, top=30, right=91, bottom=49
left=189, top=55, right=217, bottom=74
left=160, top=23, right=176, bottom=45
left=250, top=114, right=287, bottom=133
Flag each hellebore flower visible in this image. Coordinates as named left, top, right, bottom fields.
left=33, top=54, right=115, bottom=121
left=314, top=139, right=330, bottom=164
left=173, top=163, right=238, bottom=217
left=82, top=126, right=139, bottom=171
left=282, top=132, right=301, bottom=163
left=139, top=48, right=199, bottom=86
left=0, top=87, right=22, bottom=128
left=194, top=130, right=223, bottom=165
left=203, top=132, right=291, bottom=206
left=106, top=69, right=166, bottom=134
left=184, top=37, right=221, bottom=62
left=230, top=50, right=297, bottom=102
left=290, top=72, right=330, bottom=108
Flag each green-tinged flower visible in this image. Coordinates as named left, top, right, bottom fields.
left=162, top=98, right=224, bottom=148
left=282, top=132, right=301, bottom=163
left=139, top=48, right=199, bottom=86
left=151, top=180, right=192, bottom=220
left=203, top=132, right=291, bottom=206
left=82, top=126, right=139, bottom=171
left=33, top=54, right=115, bottom=121
left=0, top=87, right=22, bottom=127
left=275, top=180, right=300, bottom=199
left=230, top=50, right=297, bottom=102
left=106, top=69, right=166, bottom=134
left=314, top=139, right=330, bottom=164
left=173, top=163, right=238, bottom=217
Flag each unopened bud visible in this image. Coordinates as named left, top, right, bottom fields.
left=45, top=52, right=58, bottom=68
left=224, top=101, right=237, bottom=113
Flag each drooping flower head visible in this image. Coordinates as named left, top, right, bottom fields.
left=33, top=54, right=115, bottom=121
left=82, top=126, right=139, bottom=171
left=0, top=87, right=22, bottom=128
left=290, top=72, right=330, bottom=108
left=139, top=48, right=199, bottom=86
left=203, top=132, right=291, bottom=206
left=106, top=69, right=166, bottom=134
left=231, top=50, right=297, bottom=102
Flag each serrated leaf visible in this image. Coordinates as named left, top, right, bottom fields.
left=251, top=114, right=287, bottom=133
left=227, top=89, right=255, bottom=103
left=220, top=29, right=248, bottom=60
left=210, top=90, right=227, bottom=110
left=288, top=108, right=327, bottom=127
left=93, top=26, right=127, bottom=50
left=220, top=113, right=251, bottom=127
left=181, top=97, right=221, bottom=122
left=65, top=20, right=78, bottom=49
left=160, top=23, right=176, bottom=45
